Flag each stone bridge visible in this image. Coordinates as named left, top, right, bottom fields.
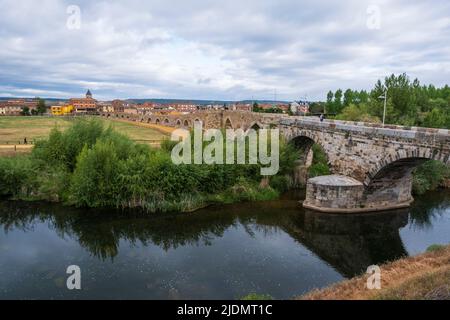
left=102, top=110, right=282, bottom=131
left=101, top=111, right=450, bottom=213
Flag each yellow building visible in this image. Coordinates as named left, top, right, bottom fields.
left=51, top=105, right=74, bottom=116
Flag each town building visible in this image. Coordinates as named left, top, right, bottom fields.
left=69, top=90, right=97, bottom=114
left=123, top=104, right=138, bottom=114
left=51, top=105, right=74, bottom=116
left=112, top=100, right=125, bottom=113
left=229, top=103, right=252, bottom=112
left=171, top=103, right=198, bottom=113
left=290, top=101, right=310, bottom=115
left=0, top=99, right=38, bottom=115
left=97, top=101, right=114, bottom=113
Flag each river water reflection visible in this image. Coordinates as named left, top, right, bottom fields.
left=0, top=190, right=449, bottom=299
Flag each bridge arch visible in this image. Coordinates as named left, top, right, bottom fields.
left=250, top=122, right=262, bottom=130
left=183, top=120, right=190, bottom=127
left=364, top=148, right=449, bottom=186
left=224, top=118, right=233, bottom=129
left=164, top=118, right=170, bottom=125
left=147, top=118, right=152, bottom=123
left=287, top=133, right=330, bottom=188
left=289, top=132, right=327, bottom=165
left=176, top=119, right=182, bottom=126
left=194, top=119, right=203, bottom=127
left=363, top=150, right=448, bottom=208
left=155, top=118, right=160, bottom=125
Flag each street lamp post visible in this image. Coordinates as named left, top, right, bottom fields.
left=378, top=88, right=388, bottom=126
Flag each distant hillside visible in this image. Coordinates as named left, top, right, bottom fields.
left=0, top=97, right=291, bottom=105
left=126, top=99, right=290, bottom=105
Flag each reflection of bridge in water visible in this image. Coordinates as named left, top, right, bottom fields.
left=0, top=197, right=424, bottom=278
left=285, top=210, right=408, bottom=277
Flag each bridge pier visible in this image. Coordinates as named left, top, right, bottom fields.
left=303, top=175, right=413, bottom=213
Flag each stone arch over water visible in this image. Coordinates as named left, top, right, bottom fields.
left=289, top=132, right=328, bottom=165
left=224, top=118, right=233, bottom=129
left=363, top=151, right=449, bottom=208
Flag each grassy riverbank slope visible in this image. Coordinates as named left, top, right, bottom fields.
left=299, top=244, right=450, bottom=300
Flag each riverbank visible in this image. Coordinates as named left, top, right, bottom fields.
left=299, top=244, right=450, bottom=300
left=0, top=118, right=294, bottom=213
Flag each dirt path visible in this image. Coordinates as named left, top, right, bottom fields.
left=0, top=144, right=34, bottom=156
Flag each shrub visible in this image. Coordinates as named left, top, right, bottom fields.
left=413, top=161, right=450, bottom=195
left=160, top=139, right=178, bottom=152
left=32, top=118, right=105, bottom=171
left=0, top=156, right=35, bottom=197
left=426, top=244, right=446, bottom=253
left=269, top=175, right=290, bottom=193
left=211, top=178, right=279, bottom=204
left=308, top=144, right=331, bottom=178
left=241, top=293, right=273, bottom=300
left=33, top=165, right=70, bottom=202
left=308, top=163, right=331, bottom=178
left=69, top=141, right=121, bottom=207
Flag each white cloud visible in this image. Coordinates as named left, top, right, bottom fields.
left=0, top=0, right=449, bottom=101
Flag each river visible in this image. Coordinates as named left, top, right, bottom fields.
left=0, top=190, right=449, bottom=300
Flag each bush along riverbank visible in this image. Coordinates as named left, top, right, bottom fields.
left=0, top=119, right=300, bottom=213
left=413, top=160, right=450, bottom=195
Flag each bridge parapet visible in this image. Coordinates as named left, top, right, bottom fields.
left=280, top=117, right=450, bottom=147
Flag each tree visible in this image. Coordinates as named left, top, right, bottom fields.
left=384, top=73, right=413, bottom=117
left=423, top=108, right=449, bottom=129
left=309, top=102, right=325, bottom=114
left=343, top=89, right=354, bottom=106
left=21, top=107, right=31, bottom=116
left=336, top=103, right=381, bottom=123
left=36, top=98, right=47, bottom=115
left=324, top=73, right=450, bottom=129
left=326, top=91, right=334, bottom=114
left=357, top=90, right=369, bottom=104
left=333, top=89, right=343, bottom=114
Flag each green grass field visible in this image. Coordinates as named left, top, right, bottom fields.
left=0, top=116, right=167, bottom=143
left=0, top=116, right=169, bottom=156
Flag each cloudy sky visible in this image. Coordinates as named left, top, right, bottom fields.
left=0, top=0, right=449, bottom=101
